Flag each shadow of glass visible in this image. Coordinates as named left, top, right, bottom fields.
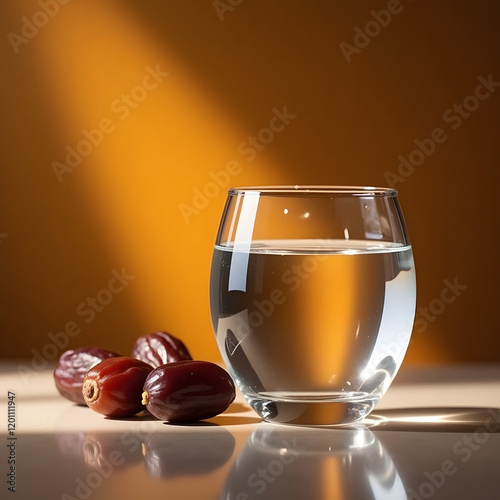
left=225, top=402, right=253, bottom=414
left=206, top=414, right=262, bottom=426
left=365, top=407, right=500, bottom=433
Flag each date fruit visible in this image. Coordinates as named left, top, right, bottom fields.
left=54, top=348, right=121, bottom=405
left=132, top=331, right=192, bottom=368
left=141, top=360, right=236, bottom=423
left=82, top=357, right=153, bottom=418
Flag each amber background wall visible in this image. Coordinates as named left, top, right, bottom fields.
left=1, top=0, right=499, bottom=365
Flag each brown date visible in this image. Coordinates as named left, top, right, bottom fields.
left=132, top=331, right=192, bottom=368
left=82, top=357, right=153, bottom=418
left=141, top=360, right=236, bottom=423
left=54, top=348, right=121, bottom=405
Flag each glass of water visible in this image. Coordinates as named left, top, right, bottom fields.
left=209, top=186, right=416, bottom=425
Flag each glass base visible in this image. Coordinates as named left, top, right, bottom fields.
left=247, top=392, right=379, bottom=426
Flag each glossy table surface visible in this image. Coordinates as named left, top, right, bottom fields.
left=1, top=362, right=500, bottom=500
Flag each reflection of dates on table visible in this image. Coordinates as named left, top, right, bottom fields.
left=82, top=432, right=144, bottom=470
left=143, top=430, right=236, bottom=478
left=56, top=433, right=87, bottom=459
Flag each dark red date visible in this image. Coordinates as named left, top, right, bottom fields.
left=54, top=348, right=121, bottom=405
left=132, top=331, right=192, bottom=368
left=82, top=357, right=153, bottom=418
left=141, top=360, right=236, bottom=423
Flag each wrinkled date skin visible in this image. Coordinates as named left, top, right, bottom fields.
left=132, top=331, right=192, bottom=368
left=83, top=357, right=153, bottom=418
left=54, top=348, right=121, bottom=405
left=142, top=360, right=236, bottom=423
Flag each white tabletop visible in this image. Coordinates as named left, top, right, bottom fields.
left=1, top=362, right=500, bottom=499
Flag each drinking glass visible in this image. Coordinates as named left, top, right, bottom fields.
left=209, top=186, right=416, bottom=425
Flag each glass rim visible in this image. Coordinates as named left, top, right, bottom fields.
left=228, top=185, right=398, bottom=197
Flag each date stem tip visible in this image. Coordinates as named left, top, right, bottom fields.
left=82, top=379, right=99, bottom=403
left=141, top=391, right=149, bottom=406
